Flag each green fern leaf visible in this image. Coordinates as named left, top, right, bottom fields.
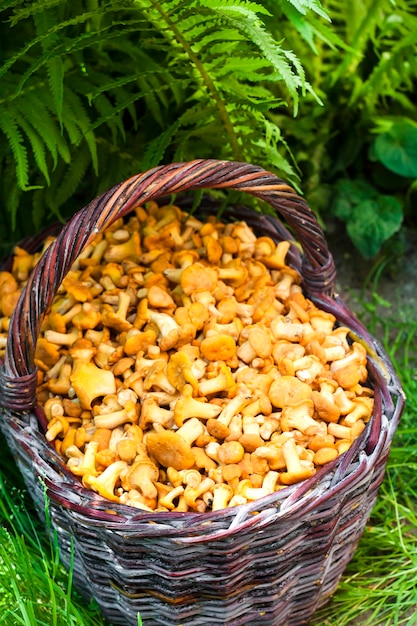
left=31, top=187, right=49, bottom=232
left=283, top=0, right=330, bottom=21
left=272, top=1, right=346, bottom=54
left=1, top=8, right=101, bottom=82
left=8, top=1, right=124, bottom=28
left=15, top=91, right=71, bottom=166
left=137, top=77, right=168, bottom=128
left=193, top=28, right=246, bottom=52
left=201, top=0, right=312, bottom=113
left=355, top=28, right=417, bottom=107
left=14, top=115, right=50, bottom=185
left=0, top=154, right=22, bottom=232
left=87, top=71, right=150, bottom=102
left=33, top=7, right=64, bottom=124
left=133, top=0, right=309, bottom=175
left=262, top=118, right=299, bottom=179
left=0, top=110, right=29, bottom=189
left=8, top=0, right=70, bottom=25
left=92, top=139, right=142, bottom=195
left=88, top=91, right=145, bottom=132
left=330, top=0, right=386, bottom=82
left=61, top=88, right=98, bottom=174
left=1, top=0, right=321, bottom=225
left=92, top=93, right=126, bottom=143
left=140, top=119, right=181, bottom=170
left=89, top=78, right=188, bottom=134
left=87, top=49, right=179, bottom=106
left=7, top=11, right=136, bottom=94
left=47, top=55, right=64, bottom=126
left=69, top=70, right=128, bottom=141
left=215, top=56, right=276, bottom=80
left=200, top=0, right=272, bottom=17
left=222, top=80, right=283, bottom=108
left=46, top=144, right=91, bottom=212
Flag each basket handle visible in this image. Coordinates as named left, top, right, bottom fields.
left=0, top=159, right=336, bottom=411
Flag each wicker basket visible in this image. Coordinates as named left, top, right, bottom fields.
left=0, top=160, right=405, bottom=626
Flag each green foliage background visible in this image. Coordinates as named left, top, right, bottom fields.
left=1, top=2, right=417, bottom=624
left=1, top=0, right=416, bottom=258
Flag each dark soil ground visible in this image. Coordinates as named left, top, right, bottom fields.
left=326, top=225, right=417, bottom=333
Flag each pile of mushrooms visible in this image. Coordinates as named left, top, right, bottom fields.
left=0, top=201, right=374, bottom=512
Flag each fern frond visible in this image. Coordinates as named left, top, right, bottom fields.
left=137, top=76, right=169, bottom=128
left=261, top=117, right=299, bottom=180
left=33, top=8, right=65, bottom=125
left=0, top=8, right=102, bottom=80
left=10, top=21, right=104, bottom=97
left=93, top=138, right=143, bottom=195
left=140, top=119, right=181, bottom=170
left=14, top=91, right=71, bottom=166
left=4, top=10, right=146, bottom=95
left=61, top=88, right=98, bottom=173
left=0, top=153, right=23, bottom=234
left=45, top=144, right=91, bottom=212
left=354, top=23, right=417, bottom=108
left=1, top=0, right=337, bottom=238
left=0, top=110, right=29, bottom=189
left=322, top=0, right=417, bottom=112
left=89, top=82, right=183, bottom=135
left=223, top=80, right=284, bottom=109
left=89, top=92, right=126, bottom=143
left=358, top=15, right=417, bottom=103
left=14, top=115, right=50, bottom=185
left=86, top=48, right=179, bottom=108
left=47, top=55, right=65, bottom=124
left=193, top=28, right=246, bottom=53
left=330, top=0, right=388, bottom=82
left=268, top=0, right=346, bottom=55
left=8, top=0, right=127, bottom=27
left=8, top=0, right=69, bottom=25
left=202, top=0, right=312, bottom=113
left=212, top=56, right=272, bottom=80
left=283, top=0, right=330, bottom=21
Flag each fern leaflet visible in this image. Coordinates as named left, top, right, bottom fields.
left=0, top=110, right=29, bottom=189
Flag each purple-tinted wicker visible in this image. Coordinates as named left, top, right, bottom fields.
left=0, top=160, right=405, bottom=626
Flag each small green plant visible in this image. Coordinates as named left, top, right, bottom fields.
left=330, top=116, right=417, bottom=258
left=371, top=117, right=417, bottom=180
left=331, top=178, right=403, bottom=258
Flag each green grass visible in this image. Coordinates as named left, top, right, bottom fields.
left=0, top=300, right=416, bottom=626
left=0, top=456, right=106, bottom=625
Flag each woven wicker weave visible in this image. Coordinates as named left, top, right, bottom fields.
left=0, top=160, right=405, bottom=626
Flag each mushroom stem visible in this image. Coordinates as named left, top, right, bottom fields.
left=280, top=438, right=315, bottom=485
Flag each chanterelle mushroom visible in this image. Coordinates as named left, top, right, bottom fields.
left=121, top=458, right=159, bottom=500
left=146, top=430, right=195, bottom=471
left=173, top=384, right=221, bottom=427
left=268, top=375, right=312, bottom=409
